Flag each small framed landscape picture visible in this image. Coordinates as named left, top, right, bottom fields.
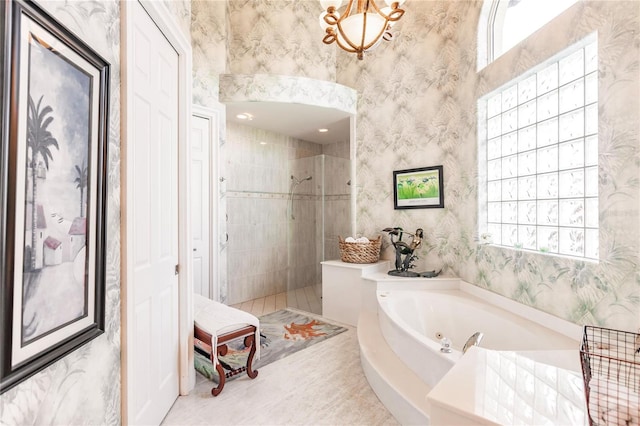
left=393, top=166, right=444, bottom=209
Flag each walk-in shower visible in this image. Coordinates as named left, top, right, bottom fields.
left=219, top=71, right=357, bottom=316
left=224, top=122, right=352, bottom=317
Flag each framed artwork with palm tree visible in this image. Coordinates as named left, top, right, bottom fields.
left=0, top=0, right=109, bottom=392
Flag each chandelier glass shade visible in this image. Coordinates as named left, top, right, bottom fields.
left=319, top=0, right=406, bottom=60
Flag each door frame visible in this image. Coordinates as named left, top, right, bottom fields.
left=121, top=1, right=193, bottom=423
left=191, top=104, right=223, bottom=302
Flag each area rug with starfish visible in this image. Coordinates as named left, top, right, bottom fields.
left=194, top=309, right=348, bottom=382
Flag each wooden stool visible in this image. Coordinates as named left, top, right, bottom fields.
left=193, top=294, right=260, bottom=396
left=194, top=323, right=259, bottom=396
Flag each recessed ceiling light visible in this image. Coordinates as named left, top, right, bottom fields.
left=236, top=113, right=253, bottom=120
left=318, top=128, right=329, bottom=133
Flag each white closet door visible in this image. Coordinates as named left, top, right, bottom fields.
left=128, top=1, right=179, bottom=424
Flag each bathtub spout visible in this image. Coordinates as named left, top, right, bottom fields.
left=462, top=332, right=484, bottom=354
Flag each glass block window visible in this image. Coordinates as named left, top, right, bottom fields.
left=480, top=37, right=598, bottom=260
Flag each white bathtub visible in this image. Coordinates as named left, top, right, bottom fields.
left=377, top=284, right=580, bottom=390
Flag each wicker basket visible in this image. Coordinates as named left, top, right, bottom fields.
left=338, top=236, right=381, bottom=264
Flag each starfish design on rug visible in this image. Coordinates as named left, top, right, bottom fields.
left=194, top=310, right=347, bottom=383
left=284, top=320, right=327, bottom=340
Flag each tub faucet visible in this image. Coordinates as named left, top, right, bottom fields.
left=462, top=332, right=484, bottom=354
left=439, top=337, right=452, bottom=353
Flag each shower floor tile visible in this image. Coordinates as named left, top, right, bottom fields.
left=231, top=284, right=321, bottom=316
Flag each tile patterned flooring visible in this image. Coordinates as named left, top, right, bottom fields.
left=230, top=284, right=323, bottom=317
left=163, top=287, right=397, bottom=425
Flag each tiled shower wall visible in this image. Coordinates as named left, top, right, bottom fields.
left=225, top=122, right=350, bottom=305
left=321, top=154, right=352, bottom=269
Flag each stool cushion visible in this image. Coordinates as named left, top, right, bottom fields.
left=193, top=294, right=260, bottom=365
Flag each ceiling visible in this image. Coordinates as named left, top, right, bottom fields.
left=224, top=101, right=352, bottom=145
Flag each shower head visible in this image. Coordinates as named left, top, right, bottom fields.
left=291, top=175, right=312, bottom=185
left=289, top=175, right=313, bottom=220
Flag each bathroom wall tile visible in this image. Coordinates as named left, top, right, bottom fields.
left=224, top=122, right=337, bottom=303
left=323, top=140, right=350, bottom=160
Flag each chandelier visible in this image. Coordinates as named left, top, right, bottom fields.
left=319, top=0, right=406, bottom=60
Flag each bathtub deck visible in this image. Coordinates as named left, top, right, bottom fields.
left=358, top=311, right=431, bottom=425
left=428, top=346, right=588, bottom=425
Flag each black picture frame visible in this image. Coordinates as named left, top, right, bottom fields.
left=393, top=165, right=444, bottom=209
left=1, top=0, right=109, bottom=393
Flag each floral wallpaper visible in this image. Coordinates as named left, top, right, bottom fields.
left=191, top=0, right=227, bottom=107
left=226, top=0, right=336, bottom=81
left=472, top=1, right=639, bottom=331
left=190, top=0, right=639, bottom=331
left=163, top=0, right=191, bottom=38
left=219, top=73, right=357, bottom=115
left=1, top=0, right=192, bottom=424
left=3, top=1, right=635, bottom=424
left=0, top=1, right=121, bottom=425
left=337, top=0, right=639, bottom=332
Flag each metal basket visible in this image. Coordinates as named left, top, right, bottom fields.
left=580, top=325, right=640, bottom=425
left=338, top=236, right=381, bottom=264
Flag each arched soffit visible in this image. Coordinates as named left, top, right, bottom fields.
left=219, top=74, right=357, bottom=116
